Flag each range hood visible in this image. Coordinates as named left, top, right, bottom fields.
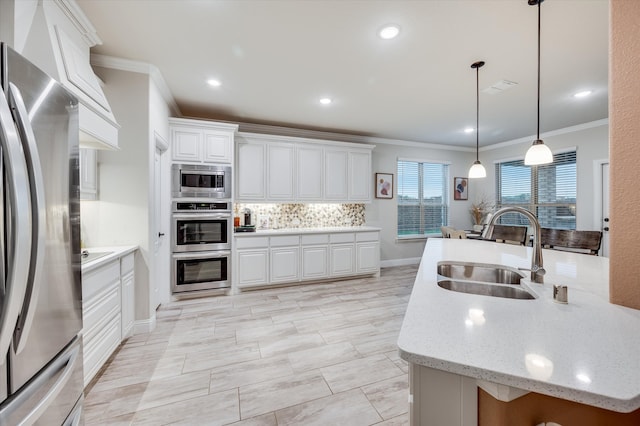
left=19, top=0, right=119, bottom=149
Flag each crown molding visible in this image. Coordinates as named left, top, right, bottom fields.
left=480, top=118, right=609, bottom=152
left=90, top=54, right=181, bottom=116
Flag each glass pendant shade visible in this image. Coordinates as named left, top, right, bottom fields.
left=468, top=160, right=487, bottom=178
left=525, top=139, right=553, bottom=165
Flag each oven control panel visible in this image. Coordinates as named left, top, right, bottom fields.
left=173, top=201, right=231, bottom=213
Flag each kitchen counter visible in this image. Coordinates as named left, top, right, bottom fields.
left=81, top=245, right=138, bottom=272
left=398, top=238, right=640, bottom=413
left=233, top=226, right=381, bottom=237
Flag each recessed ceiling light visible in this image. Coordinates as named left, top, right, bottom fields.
left=207, top=79, right=221, bottom=87
left=378, top=25, right=400, bottom=40
left=464, top=127, right=474, bottom=134
left=573, top=90, right=592, bottom=98
left=319, top=97, right=332, bottom=105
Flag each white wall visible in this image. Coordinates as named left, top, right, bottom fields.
left=80, top=68, right=152, bottom=322
left=366, top=142, right=476, bottom=265
left=369, top=121, right=609, bottom=265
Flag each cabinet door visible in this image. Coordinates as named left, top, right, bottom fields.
left=268, top=143, right=295, bottom=200
left=357, top=242, right=380, bottom=273
left=80, top=148, right=98, bottom=200
left=270, top=247, right=300, bottom=283
left=237, top=249, right=269, bottom=286
left=121, top=271, right=135, bottom=339
left=330, top=244, right=355, bottom=276
left=301, top=245, right=329, bottom=280
left=172, top=127, right=201, bottom=162
left=202, top=131, right=232, bottom=163
left=297, top=146, right=323, bottom=200
left=325, top=149, right=348, bottom=200
left=349, top=150, right=372, bottom=202
left=236, top=141, right=266, bottom=200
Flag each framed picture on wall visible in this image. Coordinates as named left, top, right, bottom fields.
left=454, top=177, right=468, bottom=200
left=375, top=173, right=393, bottom=199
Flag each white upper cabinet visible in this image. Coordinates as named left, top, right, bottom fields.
left=236, top=138, right=266, bottom=200
left=169, top=118, right=237, bottom=164
left=235, top=132, right=374, bottom=203
left=296, top=145, right=323, bottom=200
left=348, top=150, right=372, bottom=201
left=267, top=143, right=295, bottom=200
left=80, top=148, right=98, bottom=200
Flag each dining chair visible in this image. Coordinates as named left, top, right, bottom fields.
left=485, top=225, right=528, bottom=245
left=540, top=228, right=603, bottom=255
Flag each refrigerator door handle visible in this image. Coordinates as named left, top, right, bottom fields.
left=0, top=86, right=32, bottom=364
left=8, top=83, right=47, bottom=354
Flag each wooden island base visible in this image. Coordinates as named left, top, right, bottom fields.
left=479, top=388, right=640, bottom=426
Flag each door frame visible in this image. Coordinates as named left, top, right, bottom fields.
left=593, top=159, right=609, bottom=257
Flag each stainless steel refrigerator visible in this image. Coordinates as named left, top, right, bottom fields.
left=0, top=44, right=84, bottom=425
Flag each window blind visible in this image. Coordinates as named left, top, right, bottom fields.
left=397, top=160, right=449, bottom=237
left=495, top=151, right=576, bottom=229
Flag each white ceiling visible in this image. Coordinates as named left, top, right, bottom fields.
left=76, top=0, right=608, bottom=147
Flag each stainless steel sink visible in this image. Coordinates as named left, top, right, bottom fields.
left=81, top=251, right=112, bottom=264
left=437, top=261, right=524, bottom=284
left=437, top=280, right=535, bottom=300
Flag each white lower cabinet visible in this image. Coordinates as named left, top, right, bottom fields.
left=235, top=230, right=379, bottom=289
left=120, top=253, right=135, bottom=339
left=82, top=260, right=121, bottom=388
left=82, top=250, right=137, bottom=387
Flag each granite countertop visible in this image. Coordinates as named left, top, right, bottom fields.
left=397, top=238, right=640, bottom=412
left=233, top=226, right=381, bottom=237
left=81, top=245, right=138, bottom=272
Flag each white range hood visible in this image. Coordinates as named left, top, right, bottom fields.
left=19, top=0, right=120, bottom=149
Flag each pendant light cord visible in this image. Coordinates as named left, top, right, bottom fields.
left=537, top=0, right=541, bottom=141
left=476, top=65, right=480, bottom=161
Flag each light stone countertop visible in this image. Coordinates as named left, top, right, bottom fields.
left=397, top=238, right=640, bottom=413
left=233, top=226, right=381, bottom=237
left=81, top=245, right=138, bottom=273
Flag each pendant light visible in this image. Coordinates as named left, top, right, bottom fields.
left=524, top=0, right=553, bottom=165
left=468, top=61, right=486, bottom=179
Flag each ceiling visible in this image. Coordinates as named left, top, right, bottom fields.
left=76, top=0, right=608, bottom=147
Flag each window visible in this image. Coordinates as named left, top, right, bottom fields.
left=495, top=151, right=576, bottom=229
left=397, top=160, right=449, bottom=237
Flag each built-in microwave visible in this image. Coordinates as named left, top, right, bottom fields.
left=172, top=164, right=231, bottom=199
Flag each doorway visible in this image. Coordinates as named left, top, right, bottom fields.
left=594, top=160, right=610, bottom=257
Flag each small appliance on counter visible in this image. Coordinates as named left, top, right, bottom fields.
left=235, top=207, right=256, bottom=232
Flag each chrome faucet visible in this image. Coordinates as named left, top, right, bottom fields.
left=482, top=206, right=545, bottom=283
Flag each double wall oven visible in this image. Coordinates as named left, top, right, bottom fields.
left=171, top=164, right=233, bottom=293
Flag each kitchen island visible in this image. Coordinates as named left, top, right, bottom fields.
left=398, top=238, right=640, bottom=425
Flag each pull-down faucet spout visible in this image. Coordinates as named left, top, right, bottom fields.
left=482, top=206, right=545, bottom=283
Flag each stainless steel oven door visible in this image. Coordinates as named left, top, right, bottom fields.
left=172, top=213, right=231, bottom=252
left=172, top=251, right=230, bottom=292
left=172, top=164, right=231, bottom=199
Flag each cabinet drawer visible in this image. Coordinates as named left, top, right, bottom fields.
left=330, top=233, right=355, bottom=244
left=235, top=236, right=269, bottom=249
left=83, top=284, right=120, bottom=336
left=121, top=252, right=135, bottom=275
left=82, top=260, right=120, bottom=301
left=356, top=231, right=379, bottom=242
left=270, top=235, right=300, bottom=247
left=301, top=234, right=329, bottom=245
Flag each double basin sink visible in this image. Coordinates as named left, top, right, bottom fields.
left=436, top=261, right=535, bottom=300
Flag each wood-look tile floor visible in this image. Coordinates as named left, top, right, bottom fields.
left=84, top=265, right=418, bottom=425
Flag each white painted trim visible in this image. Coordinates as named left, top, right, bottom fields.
left=237, top=131, right=375, bottom=150
left=155, top=131, right=169, bottom=152
left=593, top=159, right=608, bottom=232
left=90, top=54, right=181, bottom=116
left=133, top=314, right=156, bottom=335
left=381, top=257, right=421, bottom=268
left=481, top=119, right=608, bottom=152
left=55, top=0, right=102, bottom=46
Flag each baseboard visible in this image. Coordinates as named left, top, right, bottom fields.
left=133, top=314, right=157, bottom=335
left=381, top=257, right=421, bottom=268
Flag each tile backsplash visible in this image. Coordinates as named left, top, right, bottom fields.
left=235, top=203, right=365, bottom=229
